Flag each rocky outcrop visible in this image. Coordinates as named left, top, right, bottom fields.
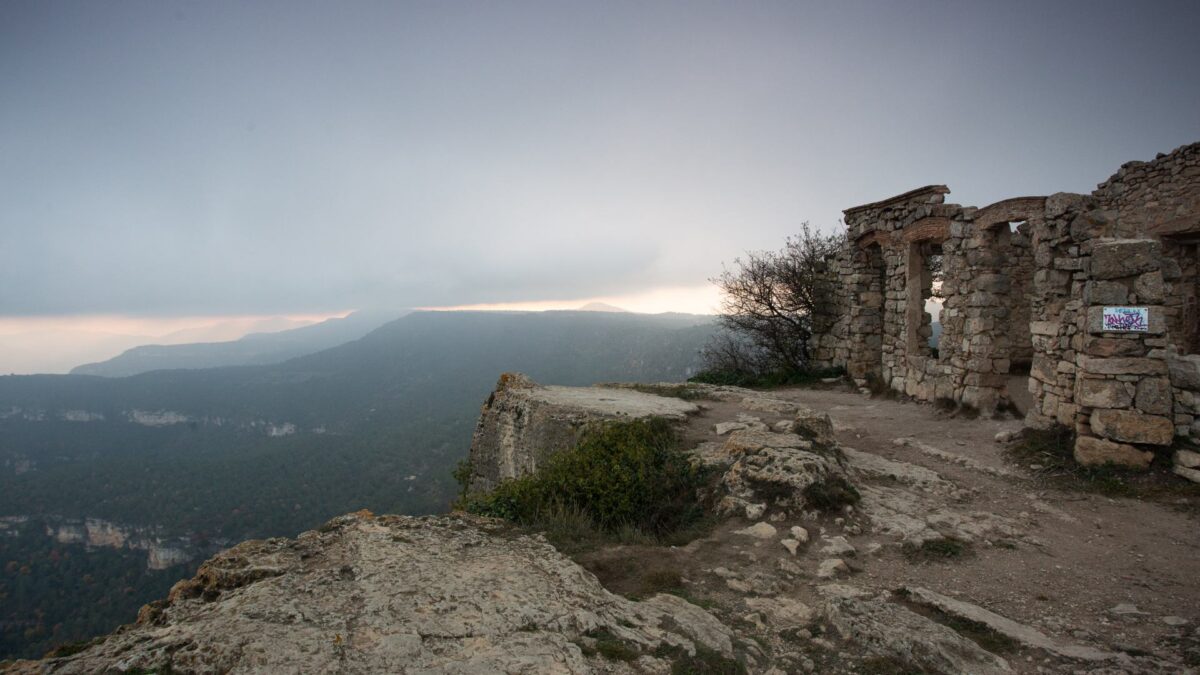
left=12, top=512, right=745, bottom=674
left=819, top=585, right=1013, bottom=675
left=465, top=373, right=698, bottom=492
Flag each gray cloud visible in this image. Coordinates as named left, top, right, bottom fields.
left=2, top=0, right=1199, bottom=316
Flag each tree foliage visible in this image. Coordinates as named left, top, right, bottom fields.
left=701, top=223, right=840, bottom=380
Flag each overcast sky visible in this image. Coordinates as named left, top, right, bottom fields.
left=3, top=0, right=1199, bottom=320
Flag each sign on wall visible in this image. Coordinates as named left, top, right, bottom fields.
left=1102, top=306, right=1149, bottom=332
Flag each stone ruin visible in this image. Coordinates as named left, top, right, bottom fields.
left=808, top=141, right=1200, bottom=475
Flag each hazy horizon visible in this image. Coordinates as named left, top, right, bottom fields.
left=3, top=1, right=1199, bottom=370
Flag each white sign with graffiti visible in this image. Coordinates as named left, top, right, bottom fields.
left=1102, top=306, right=1149, bottom=332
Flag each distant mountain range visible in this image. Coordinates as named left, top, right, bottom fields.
left=0, top=309, right=717, bottom=659
left=70, top=309, right=406, bottom=377
left=576, top=302, right=630, bottom=312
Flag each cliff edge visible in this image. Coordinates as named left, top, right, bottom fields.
left=5, top=512, right=744, bottom=674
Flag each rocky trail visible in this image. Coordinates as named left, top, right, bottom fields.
left=9, top=379, right=1198, bottom=674
left=578, top=382, right=1200, bottom=673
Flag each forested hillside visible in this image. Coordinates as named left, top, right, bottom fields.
left=0, top=310, right=714, bottom=659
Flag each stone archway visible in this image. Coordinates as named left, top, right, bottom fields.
left=974, top=197, right=1046, bottom=415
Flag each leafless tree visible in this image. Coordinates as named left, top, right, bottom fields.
left=703, top=223, right=841, bottom=377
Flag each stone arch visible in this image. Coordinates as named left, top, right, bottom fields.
left=972, top=198, right=1045, bottom=414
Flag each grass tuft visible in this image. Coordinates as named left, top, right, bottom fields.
left=803, top=476, right=860, bottom=512
left=902, top=537, right=972, bottom=562
left=1005, top=427, right=1200, bottom=507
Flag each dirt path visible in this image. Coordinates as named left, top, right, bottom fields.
left=776, top=386, right=1200, bottom=651
left=579, top=383, right=1200, bottom=673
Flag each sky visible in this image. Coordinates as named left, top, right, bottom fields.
left=2, top=1, right=1199, bottom=371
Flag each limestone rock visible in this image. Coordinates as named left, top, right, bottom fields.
left=743, top=597, right=814, bottom=627
left=819, top=585, right=1012, bottom=674
left=1174, top=449, right=1200, bottom=469
left=816, top=558, right=849, bottom=579
left=1076, top=378, right=1133, bottom=409
left=780, top=538, right=801, bottom=555
left=733, top=522, right=778, bottom=539
left=1090, top=409, right=1174, bottom=446
left=1109, top=603, right=1148, bottom=616
left=903, top=587, right=1116, bottom=661
left=1168, top=352, right=1200, bottom=390
left=739, top=396, right=797, bottom=414
left=790, top=525, right=810, bottom=544
left=466, top=373, right=698, bottom=492
left=1074, top=436, right=1154, bottom=469
left=1090, top=239, right=1161, bottom=280
left=20, top=513, right=743, bottom=673
left=819, top=536, right=856, bottom=557
left=715, top=430, right=847, bottom=517
left=714, top=421, right=748, bottom=435
left=1134, top=377, right=1172, bottom=415
left=794, top=407, right=837, bottom=447
left=1173, top=465, right=1200, bottom=484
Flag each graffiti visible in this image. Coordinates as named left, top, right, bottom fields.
left=1102, top=306, right=1149, bottom=332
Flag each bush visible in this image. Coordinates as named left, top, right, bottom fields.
left=462, top=418, right=711, bottom=539
left=702, top=223, right=841, bottom=378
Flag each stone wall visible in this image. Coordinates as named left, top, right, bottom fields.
left=810, top=141, right=1200, bottom=474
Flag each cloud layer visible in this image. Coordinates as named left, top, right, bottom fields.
left=3, top=0, right=1199, bottom=316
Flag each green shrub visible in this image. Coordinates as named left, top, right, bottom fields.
left=462, top=418, right=711, bottom=539
left=660, top=643, right=747, bottom=674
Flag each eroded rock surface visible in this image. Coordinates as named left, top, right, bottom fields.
left=466, top=373, right=698, bottom=492
left=11, top=512, right=742, bottom=674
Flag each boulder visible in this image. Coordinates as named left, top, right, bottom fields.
left=1073, top=436, right=1154, bottom=469
left=1090, top=239, right=1161, bottom=280
left=1174, top=449, right=1200, bottom=469
left=1076, top=378, right=1133, bottom=409
left=1090, top=409, right=1174, bottom=446
left=716, top=430, right=848, bottom=517
left=1168, top=352, right=1200, bottom=390
left=1134, top=377, right=1172, bottom=415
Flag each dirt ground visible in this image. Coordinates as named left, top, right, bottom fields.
left=578, top=383, right=1200, bottom=673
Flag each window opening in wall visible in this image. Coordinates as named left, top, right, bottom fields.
left=925, top=243, right=944, bottom=358
left=907, top=240, right=943, bottom=359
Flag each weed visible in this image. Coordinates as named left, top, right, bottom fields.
left=584, top=628, right=639, bottom=662
left=655, top=643, right=747, bottom=675
left=803, top=476, right=861, bottom=512
left=902, top=537, right=972, bottom=562
left=1005, top=427, right=1200, bottom=508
